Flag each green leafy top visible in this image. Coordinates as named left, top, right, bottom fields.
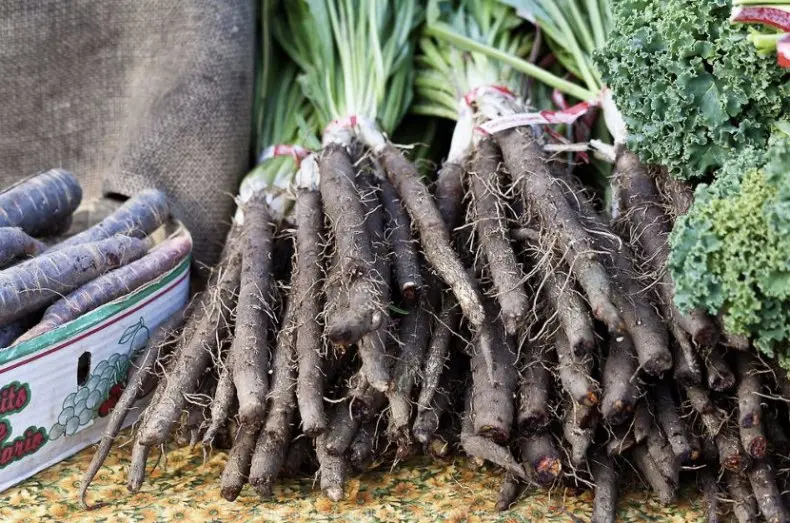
left=274, top=0, right=423, bottom=137
left=596, top=0, right=790, bottom=180
left=413, top=0, right=531, bottom=121
left=500, top=0, right=612, bottom=94
left=670, top=131, right=790, bottom=365
left=239, top=1, right=320, bottom=219
left=252, top=1, right=317, bottom=155
left=424, top=0, right=591, bottom=102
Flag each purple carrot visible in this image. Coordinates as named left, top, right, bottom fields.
left=0, top=235, right=149, bottom=326
left=50, top=189, right=169, bottom=250
left=0, top=169, right=82, bottom=236
left=15, top=233, right=191, bottom=343
left=0, top=228, right=47, bottom=267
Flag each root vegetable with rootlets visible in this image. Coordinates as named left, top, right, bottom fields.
left=0, top=168, right=82, bottom=236
left=0, top=167, right=201, bottom=507
left=0, top=234, right=150, bottom=326
left=15, top=231, right=193, bottom=344
left=74, top=1, right=790, bottom=521
left=0, top=169, right=178, bottom=351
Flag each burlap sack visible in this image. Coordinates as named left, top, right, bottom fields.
left=0, top=0, right=255, bottom=265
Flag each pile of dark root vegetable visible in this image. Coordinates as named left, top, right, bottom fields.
left=80, top=127, right=790, bottom=522
left=0, top=169, right=187, bottom=349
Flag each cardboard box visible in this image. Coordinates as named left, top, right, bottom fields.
left=0, top=250, right=190, bottom=493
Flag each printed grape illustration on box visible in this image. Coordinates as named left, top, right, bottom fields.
left=0, top=228, right=189, bottom=494
left=50, top=317, right=151, bottom=441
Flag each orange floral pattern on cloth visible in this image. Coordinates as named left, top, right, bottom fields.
left=0, top=433, right=705, bottom=522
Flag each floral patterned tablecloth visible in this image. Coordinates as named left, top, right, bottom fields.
left=1, top=434, right=705, bottom=522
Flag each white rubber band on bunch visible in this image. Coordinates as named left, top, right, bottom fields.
left=462, top=85, right=518, bottom=107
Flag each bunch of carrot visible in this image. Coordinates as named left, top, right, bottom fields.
left=0, top=170, right=189, bottom=349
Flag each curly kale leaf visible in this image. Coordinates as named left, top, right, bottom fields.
left=596, top=0, right=790, bottom=180
left=670, top=136, right=790, bottom=368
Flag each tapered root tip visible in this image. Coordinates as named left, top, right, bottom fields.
left=324, top=486, right=344, bottom=502
left=533, top=457, right=562, bottom=487
left=252, top=479, right=274, bottom=499
left=80, top=499, right=109, bottom=511
left=221, top=486, right=243, bottom=502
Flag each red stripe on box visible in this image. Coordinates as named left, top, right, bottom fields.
left=0, top=271, right=189, bottom=375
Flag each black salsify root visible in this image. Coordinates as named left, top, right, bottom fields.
left=653, top=382, right=693, bottom=463
left=293, top=188, right=330, bottom=436
left=231, top=192, right=276, bottom=429
left=319, top=143, right=385, bottom=347
left=613, top=146, right=718, bottom=347
left=591, top=451, right=619, bottom=523
left=550, top=162, right=673, bottom=377
left=375, top=143, right=488, bottom=372
left=494, top=127, right=623, bottom=334
left=80, top=311, right=186, bottom=507
left=460, top=390, right=526, bottom=479
left=378, top=174, right=423, bottom=301
left=355, top=165, right=395, bottom=393
left=137, top=233, right=243, bottom=448
left=516, top=342, right=553, bottom=436
left=387, top=295, right=433, bottom=451
left=249, top=300, right=298, bottom=498
left=467, top=137, right=529, bottom=336
left=601, top=333, right=640, bottom=426
left=514, top=228, right=596, bottom=359
left=470, top=302, right=518, bottom=444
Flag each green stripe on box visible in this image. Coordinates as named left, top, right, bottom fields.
left=0, top=256, right=191, bottom=367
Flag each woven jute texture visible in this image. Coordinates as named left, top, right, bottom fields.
left=0, top=0, right=255, bottom=264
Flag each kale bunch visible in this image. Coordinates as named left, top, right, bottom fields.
left=597, top=0, right=789, bottom=180
left=670, top=134, right=790, bottom=366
